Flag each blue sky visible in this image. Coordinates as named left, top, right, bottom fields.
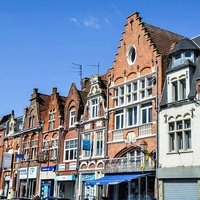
left=1, top=0, right=200, bottom=117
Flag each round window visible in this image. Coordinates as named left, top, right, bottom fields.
left=127, top=46, right=136, bottom=65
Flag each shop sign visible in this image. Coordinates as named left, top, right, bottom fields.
left=20, top=166, right=37, bottom=179
left=2, top=153, right=12, bottom=168
left=58, top=164, right=65, bottom=171
left=41, top=166, right=55, bottom=172
left=81, top=174, right=95, bottom=181
left=55, top=175, right=76, bottom=181
left=82, top=139, right=91, bottom=151
left=69, top=163, right=76, bottom=170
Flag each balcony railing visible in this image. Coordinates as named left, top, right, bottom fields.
left=103, top=156, right=155, bottom=173
left=138, top=123, right=152, bottom=137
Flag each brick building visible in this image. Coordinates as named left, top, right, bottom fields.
left=104, top=12, right=182, bottom=199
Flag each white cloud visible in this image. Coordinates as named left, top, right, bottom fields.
left=83, top=17, right=101, bottom=30
left=70, top=17, right=81, bottom=26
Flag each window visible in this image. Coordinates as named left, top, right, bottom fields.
left=127, top=107, right=137, bottom=126
left=69, top=110, right=76, bottom=127
left=141, top=104, right=152, bottom=124
left=168, top=119, right=191, bottom=152
left=90, top=98, right=98, bottom=118
left=114, top=76, right=153, bottom=108
left=49, top=109, right=55, bottom=130
left=29, top=116, right=35, bottom=128
left=95, top=131, right=103, bottom=156
left=171, top=78, right=186, bottom=102
left=180, top=79, right=186, bottom=100
left=115, top=110, right=124, bottom=129
left=127, top=150, right=144, bottom=168
left=50, top=138, right=58, bottom=160
left=114, top=86, right=125, bottom=107
left=172, top=51, right=194, bottom=68
left=172, top=81, right=178, bottom=101
left=31, top=139, right=37, bottom=160
left=127, top=45, right=137, bottom=65
left=64, top=139, right=77, bottom=161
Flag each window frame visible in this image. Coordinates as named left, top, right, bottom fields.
left=64, top=139, right=78, bottom=161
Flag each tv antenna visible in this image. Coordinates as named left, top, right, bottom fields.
left=72, top=63, right=82, bottom=89
left=87, top=62, right=100, bottom=75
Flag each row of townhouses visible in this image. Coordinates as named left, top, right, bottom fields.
left=0, top=12, right=200, bottom=200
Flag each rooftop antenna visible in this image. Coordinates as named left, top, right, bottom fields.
left=87, top=62, right=100, bottom=75
left=72, top=63, right=82, bottom=89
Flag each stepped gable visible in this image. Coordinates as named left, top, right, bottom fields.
left=38, top=93, right=51, bottom=112
left=113, top=12, right=183, bottom=64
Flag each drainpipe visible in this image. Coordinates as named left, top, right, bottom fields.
left=155, top=60, right=159, bottom=200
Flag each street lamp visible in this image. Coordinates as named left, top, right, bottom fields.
left=75, top=121, right=81, bottom=200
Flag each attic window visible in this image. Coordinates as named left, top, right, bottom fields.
left=174, top=53, right=181, bottom=60
left=127, top=45, right=137, bottom=65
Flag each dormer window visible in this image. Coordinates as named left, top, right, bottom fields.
left=172, top=51, right=195, bottom=68
left=171, top=77, right=186, bottom=102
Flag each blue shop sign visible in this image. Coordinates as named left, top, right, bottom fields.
left=82, top=139, right=91, bottom=151
left=81, top=174, right=95, bottom=181
left=16, top=154, right=24, bottom=159
left=41, top=166, right=56, bottom=172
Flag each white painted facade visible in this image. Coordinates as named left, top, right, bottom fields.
left=159, top=102, right=200, bottom=168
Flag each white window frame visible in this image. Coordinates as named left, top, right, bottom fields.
left=115, top=110, right=124, bottom=130
left=168, top=118, right=191, bottom=152
left=64, top=139, right=78, bottom=161
left=90, top=98, right=99, bottom=119
left=141, top=104, right=152, bottom=124
left=69, top=110, right=76, bottom=127
left=50, top=138, right=58, bottom=160
left=94, top=131, right=104, bottom=157
left=49, top=109, right=56, bottom=130
left=127, top=106, right=137, bottom=127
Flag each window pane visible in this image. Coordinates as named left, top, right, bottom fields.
left=177, top=132, right=183, bottom=150
left=169, top=133, right=175, bottom=151
left=184, top=119, right=191, bottom=129
left=180, top=79, right=186, bottom=100
left=148, top=107, right=152, bottom=123
left=185, top=51, right=192, bottom=58
left=172, top=81, right=178, bottom=101
left=176, top=121, right=182, bottom=130
left=185, top=131, right=191, bottom=149
left=169, top=122, right=175, bottom=131
left=142, top=109, right=147, bottom=124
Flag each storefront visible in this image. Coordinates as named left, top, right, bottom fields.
left=86, top=173, right=155, bottom=200
left=40, top=166, right=56, bottom=199
left=55, top=175, right=76, bottom=199
left=19, top=166, right=37, bottom=198
left=81, top=174, right=96, bottom=200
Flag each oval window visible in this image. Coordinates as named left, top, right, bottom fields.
left=127, top=46, right=136, bottom=65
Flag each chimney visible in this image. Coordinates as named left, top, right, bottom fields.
left=82, top=78, right=90, bottom=92
left=52, top=87, right=57, bottom=94
left=31, top=88, right=39, bottom=99
left=11, top=110, right=14, bottom=116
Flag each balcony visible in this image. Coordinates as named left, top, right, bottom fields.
left=138, top=123, right=152, bottom=137
left=103, top=156, right=155, bottom=173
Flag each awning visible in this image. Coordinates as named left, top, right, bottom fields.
left=85, top=173, right=149, bottom=186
